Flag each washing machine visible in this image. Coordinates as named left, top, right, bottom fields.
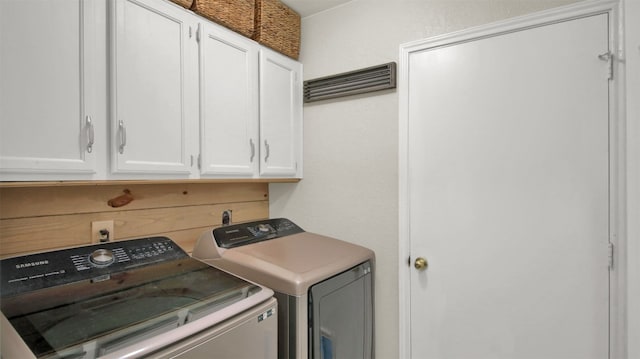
left=0, top=236, right=277, bottom=359
left=192, top=218, right=375, bottom=359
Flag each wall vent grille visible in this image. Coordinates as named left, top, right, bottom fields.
left=303, top=62, right=396, bottom=103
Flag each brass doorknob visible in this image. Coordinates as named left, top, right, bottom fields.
left=414, top=257, right=428, bottom=270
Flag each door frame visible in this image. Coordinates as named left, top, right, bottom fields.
left=398, top=0, right=626, bottom=357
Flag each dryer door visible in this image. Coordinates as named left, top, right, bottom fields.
left=308, top=261, right=373, bottom=359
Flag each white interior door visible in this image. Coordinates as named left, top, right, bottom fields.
left=406, top=12, right=610, bottom=359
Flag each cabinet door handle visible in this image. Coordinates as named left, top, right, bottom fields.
left=264, top=140, right=270, bottom=163
left=85, top=116, right=94, bottom=153
left=118, top=120, right=127, bottom=154
left=249, top=138, right=256, bottom=162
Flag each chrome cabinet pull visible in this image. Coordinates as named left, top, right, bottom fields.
left=85, top=116, right=94, bottom=153
left=118, top=120, right=127, bottom=154
left=264, top=140, right=270, bottom=162
left=250, top=138, right=255, bottom=162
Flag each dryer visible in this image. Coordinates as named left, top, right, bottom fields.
left=192, top=218, right=375, bottom=359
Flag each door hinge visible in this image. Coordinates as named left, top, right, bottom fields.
left=608, top=242, right=614, bottom=269
left=598, top=51, right=614, bottom=80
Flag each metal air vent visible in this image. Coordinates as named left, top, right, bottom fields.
left=303, top=62, right=396, bottom=103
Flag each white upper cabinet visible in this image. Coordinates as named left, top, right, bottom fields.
left=0, top=0, right=101, bottom=180
left=1, top=0, right=301, bottom=181
left=110, top=0, right=199, bottom=177
left=259, top=49, right=303, bottom=178
left=198, top=21, right=303, bottom=179
left=198, top=22, right=259, bottom=177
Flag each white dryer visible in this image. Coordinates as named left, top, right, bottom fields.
left=192, top=218, right=375, bottom=359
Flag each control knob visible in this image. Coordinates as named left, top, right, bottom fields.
left=257, top=224, right=271, bottom=233
left=89, top=249, right=115, bottom=267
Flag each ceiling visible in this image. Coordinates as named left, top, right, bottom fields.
left=280, top=0, right=352, bottom=17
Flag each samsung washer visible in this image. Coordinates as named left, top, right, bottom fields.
left=192, top=218, right=375, bottom=359
left=1, top=236, right=277, bottom=359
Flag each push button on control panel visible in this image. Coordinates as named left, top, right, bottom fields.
left=130, top=242, right=174, bottom=260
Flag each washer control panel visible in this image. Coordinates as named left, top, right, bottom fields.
left=213, top=218, right=304, bottom=249
left=0, top=237, right=186, bottom=297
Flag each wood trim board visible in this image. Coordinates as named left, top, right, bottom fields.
left=0, top=182, right=270, bottom=257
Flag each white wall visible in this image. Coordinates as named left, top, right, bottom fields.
left=266, top=0, right=638, bottom=357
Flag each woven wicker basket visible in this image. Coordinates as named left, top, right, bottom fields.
left=253, top=0, right=300, bottom=59
left=192, top=0, right=255, bottom=38
left=169, top=0, right=193, bottom=9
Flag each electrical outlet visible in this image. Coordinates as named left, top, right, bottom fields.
left=91, top=220, right=114, bottom=243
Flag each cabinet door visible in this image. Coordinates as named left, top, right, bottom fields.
left=0, top=0, right=98, bottom=180
left=259, top=49, right=303, bottom=178
left=111, top=0, right=198, bottom=176
left=199, top=23, right=259, bottom=177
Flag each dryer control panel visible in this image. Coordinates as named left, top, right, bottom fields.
left=213, top=218, right=304, bottom=249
